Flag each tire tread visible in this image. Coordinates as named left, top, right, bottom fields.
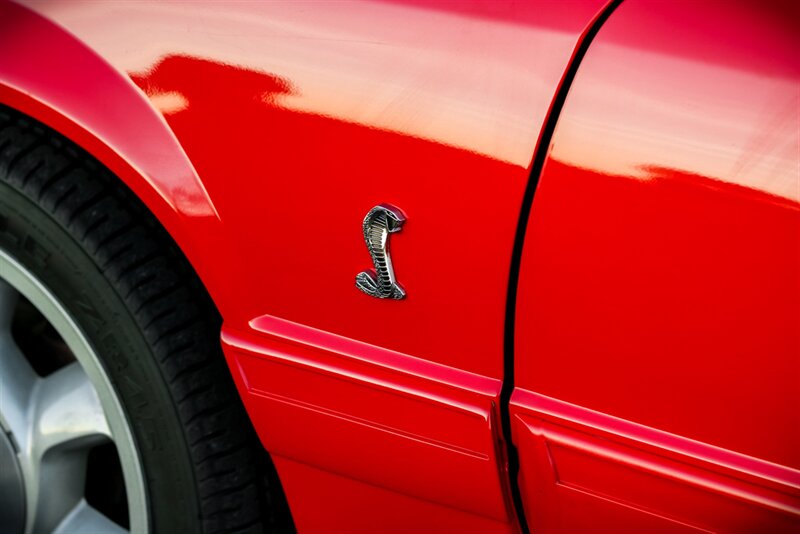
left=0, top=106, right=286, bottom=533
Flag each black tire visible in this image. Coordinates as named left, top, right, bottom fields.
left=0, top=105, right=292, bottom=533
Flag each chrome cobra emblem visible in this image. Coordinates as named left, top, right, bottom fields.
left=355, top=204, right=406, bottom=299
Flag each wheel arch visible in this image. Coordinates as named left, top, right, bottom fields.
left=0, top=4, right=296, bottom=527
left=0, top=1, right=228, bottom=311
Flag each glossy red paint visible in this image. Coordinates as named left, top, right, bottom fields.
left=4, top=0, right=797, bottom=531
left=271, top=456, right=517, bottom=534
left=513, top=0, right=800, bottom=531
left=3, top=0, right=608, bottom=530
left=24, top=0, right=604, bottom=380
left=222, top=315, right=511, bottom=530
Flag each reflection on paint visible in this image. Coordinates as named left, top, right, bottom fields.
left=146, top=90, right=189, bottom=115
left=549, top=1, right=799, bottom=202
left=25, top=0, right=605, bottom=167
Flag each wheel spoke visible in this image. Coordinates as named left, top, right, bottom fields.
left=0, top=334, right=37, bottom=441
left=26, top=445, right=91, bottom=533
left=18, top=362, right=113, bottom=533
left=34, top=361, right=112, bottom=453
left=0, top=278, right=38, bottom=448
left=53, top=500, right=127, bottom=534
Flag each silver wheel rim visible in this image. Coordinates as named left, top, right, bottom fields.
left=0, top=248, right=148, bottom=534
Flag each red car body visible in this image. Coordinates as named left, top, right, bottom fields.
left=1, top=0, right=797, bottom=532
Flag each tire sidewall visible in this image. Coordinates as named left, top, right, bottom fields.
left=0, top=178, right=200, bottom=532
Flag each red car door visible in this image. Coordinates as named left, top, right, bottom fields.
left=511, top=1, right=800, bottom=532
